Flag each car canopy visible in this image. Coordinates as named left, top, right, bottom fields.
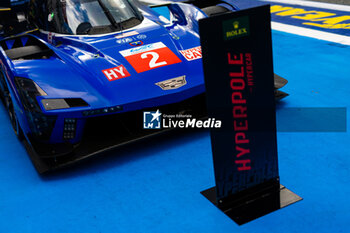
left=28, top=0, right=143, bottom=35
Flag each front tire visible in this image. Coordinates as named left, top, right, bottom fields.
left=0, top=70, right=24, bottom=139
left=5, top=93, right=23, bottom=140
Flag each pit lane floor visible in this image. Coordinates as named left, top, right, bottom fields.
left=0, top=1, right=349, bottom=232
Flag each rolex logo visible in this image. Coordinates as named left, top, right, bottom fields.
left=223, top=16, right=250, bottom=40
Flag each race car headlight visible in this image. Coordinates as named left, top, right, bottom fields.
left=14, top=77, right=58, bottom=140
left=15, top=77, right=47, bottom=112
left=41, top=98, right=89, bottom=111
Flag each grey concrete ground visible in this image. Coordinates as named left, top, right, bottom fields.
left=306, top=0, right=350, bottom=5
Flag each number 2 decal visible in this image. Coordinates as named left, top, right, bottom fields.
left=119, top=42, right=182, bottom=73
left=141, top=52, right=167, bottom=68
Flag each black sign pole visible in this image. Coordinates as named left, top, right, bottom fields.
left=199, top=5, right=302, bottom=225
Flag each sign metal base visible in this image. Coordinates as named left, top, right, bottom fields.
left=201, top=183, right=302, bottom=225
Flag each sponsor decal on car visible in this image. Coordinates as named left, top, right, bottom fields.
left=120, top=42, right=182, bottom=73
left=116, top=34, right=147, bottom=44
left=179, top=46, right=202, bottom=61
left=136, top=34, right=147, bottom=40
left=102, top=65, right=130, bottom=81
left=116, top=37, right=134, bottom=44
left=223, top=16, right=250, bottom=40
left=116, top=33, right=147, bottom=44
left=129, top=40, right=144, bottom=47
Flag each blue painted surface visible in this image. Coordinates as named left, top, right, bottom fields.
left=0, top=29, right=349, bottom=233
left=0, top=2, right=350, bottom=233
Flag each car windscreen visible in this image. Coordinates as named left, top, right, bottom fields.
left=48, top=0, right=142, bottom=35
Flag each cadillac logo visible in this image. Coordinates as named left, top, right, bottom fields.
left=155, top=76, right=187, bottom=90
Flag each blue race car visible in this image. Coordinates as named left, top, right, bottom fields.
left=0, top=0, right=287, bottom=173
